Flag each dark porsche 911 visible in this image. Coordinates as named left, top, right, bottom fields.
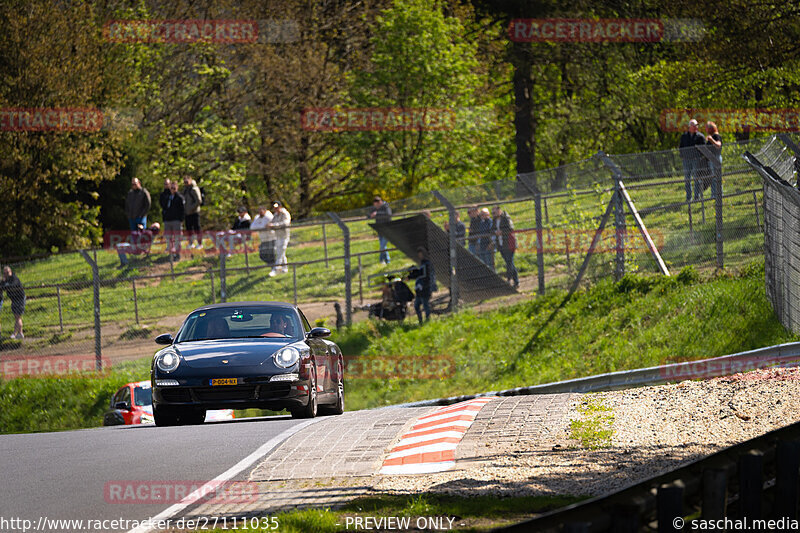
left=150, top=302, right=344, bottom=426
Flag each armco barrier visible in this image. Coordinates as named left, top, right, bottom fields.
left=390, top=341, right=800, bottom=408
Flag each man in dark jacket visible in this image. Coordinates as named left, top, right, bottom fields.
left=444, top=212, right=466, bottom=247
left=1, top=266, right=25, bottom=339
left=181, top=176, right=203, bottom=248
left=368, top=196, right=392, bottom=264
left=407, top=247, right=435, bottom=324
left=477, top=208, right=495, bottom=271
left=159, top=179, right=172, bottom=220
left=163, top=180, right=185, bottom=261
left=679, top=119, right=707, bottom=202
left=124, top=178, right=151, bottom=231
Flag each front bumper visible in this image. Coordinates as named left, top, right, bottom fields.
left=152, top=373, right=310, bottom=411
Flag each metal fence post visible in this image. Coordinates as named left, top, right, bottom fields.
left=517, top=172, right=545, bottom=294
left=209, top=268, right=216, bottom=304
left=358, top=255, right=363, bottom=305
left=433, top=191, right=459, bottom=310
left=219, top=250, right=227, bottom=303
left=613, top=180, right=626, bottom=280
left=292, top=263, right=298, bottom=306
left=132, top=279, right=139, bottom=325
left=322, top=222, right=329, bottom=268
left=79, top=250, right=102, bottom=370
left=328, top=212, right=351, bottom=326
left=698, top=145, right=723, bottom=268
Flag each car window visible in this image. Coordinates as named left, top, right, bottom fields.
left=176, top=307, right=303, bottom=342
left=111, top=386, right=126, bottom=407
left=298, top=310, right=312, bottom=333
left=134, top=387, right=152, bottom=407
left=118, top=386, right=131, bottom=408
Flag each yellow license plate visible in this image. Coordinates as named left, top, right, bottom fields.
left=210, top=378, right=239, bottom=386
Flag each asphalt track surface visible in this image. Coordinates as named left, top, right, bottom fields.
left=0, top=416, right=311, bottom=532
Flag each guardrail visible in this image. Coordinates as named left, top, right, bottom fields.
left=391, top=342, right=800, bottom=408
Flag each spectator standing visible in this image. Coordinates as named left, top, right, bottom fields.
left=705, top=121, right=723, bottom=199
left=232, top=206, right=251, bottom=230
left=250, top=206, right=275, bottom=266
left=467, top=206, right=481, bottom=255
left=443, top=212, right=466, bottom=247
left=477, top=207, right=495, bottom=271
left=407, top=247, right=436, bottom=324
left=124, top=178, right=151, bottom=231
left=679, top=119, right=707, bottom=201
left=181, top=176, right=203, bottom=248
left=268, top=201, right=291, bottom=277
left=163, top=181, right=185, bottom=261
left=368, top=196, right=392, bottom=264
left=492, top=206, right=519, bottom=288
left=0, top=266, right=25, bottom=339
left=159, top=179, right=172, bottom=221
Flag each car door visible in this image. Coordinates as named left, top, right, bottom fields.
left=299, top=310, right=332, bottom=394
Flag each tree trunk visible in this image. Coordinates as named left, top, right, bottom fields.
left=511, top=41, right=536, bottom=194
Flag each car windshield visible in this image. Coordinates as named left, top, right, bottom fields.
left=175, top=306, right=303, bottom=343
left=134, top=387, right=152, bottom=407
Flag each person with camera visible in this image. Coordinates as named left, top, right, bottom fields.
left=407, top=247, right=436, bottom=324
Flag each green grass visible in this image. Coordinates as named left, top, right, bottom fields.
left=0, top=357, right=151, bottom=434
left=569, top=396, right=614, bottom=449
left=193, top=493, right=584, bottom=532
left=335, top=260, right=797, bottom=410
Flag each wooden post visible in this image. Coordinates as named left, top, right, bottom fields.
left=701, top=468, right=727, bottom=520
left=614, top=181, right=626, bottom=281
left=739, top=450, right=763, bottom=519
left=657, top=481, right=684, bottom=533
left=244, top=236, right=250, bottom=274
left=565, top=229, right=571, bottom=273
left=292, top=263, right=298, bottom=306
left=209, top=268, right=216, bottom=304
left=775, top=441, right=800, bottom=520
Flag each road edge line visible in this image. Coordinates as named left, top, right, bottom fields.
left=127, top=418, right=320, bottom=533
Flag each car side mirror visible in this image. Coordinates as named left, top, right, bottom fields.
left=307, top=327, right=331, bottom=339
left=155, top=333, right=174, bottom=345
left=114, top=401, right=131, bottom=411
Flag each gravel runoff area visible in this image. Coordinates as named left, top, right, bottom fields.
left=375, top=367, right=800, bottom=498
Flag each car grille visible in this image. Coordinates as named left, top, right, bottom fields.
left=160, top=388, right=192, bottom=402
left=194, top=386, right=258, bottom=402
left=258, top=383, right=292, bottom=398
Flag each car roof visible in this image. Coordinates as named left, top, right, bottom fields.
left=190, top=301, right=298, bottom=313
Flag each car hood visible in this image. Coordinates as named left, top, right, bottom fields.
left=174, top=339, right=294, bottom=369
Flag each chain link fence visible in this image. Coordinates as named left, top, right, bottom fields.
left=744, top=134, right=800, bottom=335
left=1, top=134, right=794, bottom=373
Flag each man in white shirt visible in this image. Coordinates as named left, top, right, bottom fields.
left=268, top=201, right=291, bottom=276
left=250, top=205, right=275, bottom=266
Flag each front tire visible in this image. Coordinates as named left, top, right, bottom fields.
left=320, top=381, right=344, bottom=416
left=291, top=372, right=317, bottom=419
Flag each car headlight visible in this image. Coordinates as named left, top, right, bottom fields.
left=273, top=346, right=300, bottom=368
left=156, top=350, right=180, bottom=373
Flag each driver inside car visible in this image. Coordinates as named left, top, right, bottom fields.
left=269, top=313, right=294, bottom=336
left=206, top=317, right=230, bottom=339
